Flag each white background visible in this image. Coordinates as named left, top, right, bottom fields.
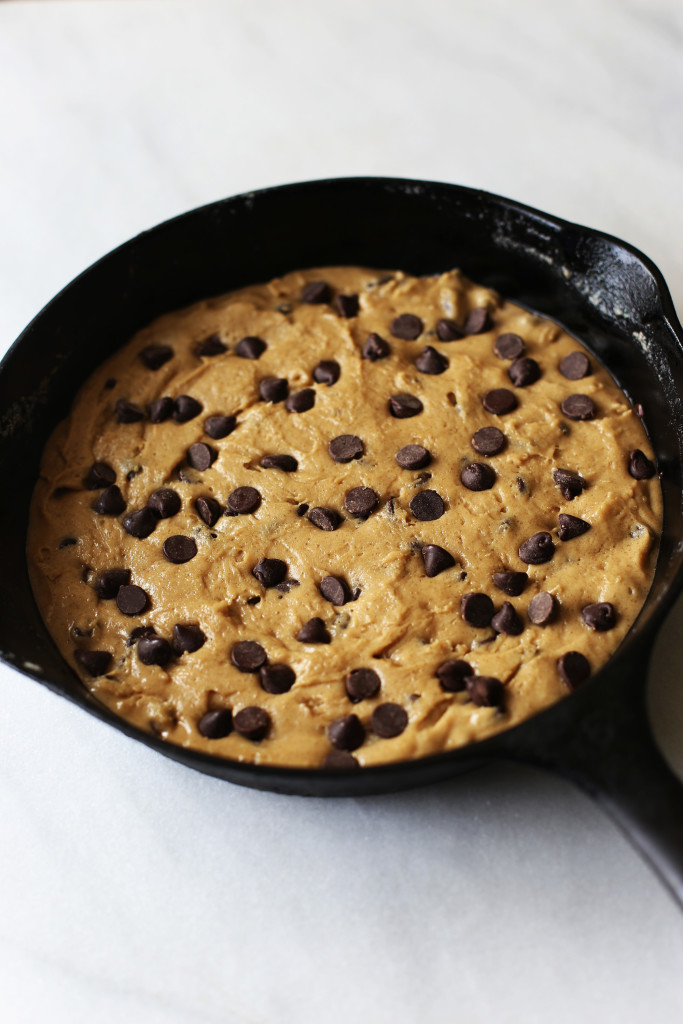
left=1, top=2, right=683, bottom=1021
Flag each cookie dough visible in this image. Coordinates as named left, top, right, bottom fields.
left=27, top=267, right=661, bottom=768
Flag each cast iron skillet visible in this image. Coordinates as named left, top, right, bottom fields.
left=2, top=177, right=683, bottom=904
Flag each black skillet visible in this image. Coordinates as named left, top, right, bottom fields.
left=2, top=177, right=683, bottom=904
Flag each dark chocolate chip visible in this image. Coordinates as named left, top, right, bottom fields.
left=415, top=346, right=449, bottom=375
left=92, top=485, right=126, bottom=516
left=558, top=513, right=591, bottom=541
left=628, top=449, right=656, bottom=480
left=461, top=592, right=495, bottom=628
left=260, top=453, right=298, bottom=472
left=59, top=537, right=78, bottom=548
left=482, top=388, right=518, bottom=415
left=74, top=649, right=112, bottom=677
left=322, top=750, right=360, bottom=769
left=234, top=706, right=270, bottom=740
left=329, top=434, right=364, bottom=463
left=308, top=507, right=341, bottom=531
left=436, top=318, right=463, bottom=341
left=461, top=463, right=496, bottom=491
left=362, top=332, right=390, bottom=360
left=252, top=558, right=287, bottom=588
left=259, top=663, right=296, bottom=694
left=328, top=714, right=365, bottom=750
left=128, top=625, right=156, bottom=646
left=285, top=388, right=315, bottom=413
left=95, top=568, right=131, bottom=600
left=553, top=467, right=586, bottom=500
left=204, top=414, right=236, bottom=439
left=371, top=703, right=408, bottom=739
left=396, top=444, right=431, bottom=470
left=528, top=592, right=557, bottom=625
left=232, top=640, right=267, bottom=672
left=492, top=571, right=528, bottom=597
left=344, top=486, right=379, bottom=518
left=313, top=360, right=341, bottom=386
left=471, top=426, right=505, bottom=456
left=140, top=344, right=173, bottom=370
left=436, top=659, right=472, bottom=692
left=409, top=489, right=445, bottom=521
left=494, top=333, right=525, bottom=359
left=147, top=488, right=181, bottom=519
left=491, top=601, right=523, bottom=635
left=466, top=675, right=504, bottom=707
left=116, top=584, right=149, bottom=616
left=259, top=377, right=289, bottom=403
left=421, top=545, right=455, bottom=577
left=301, top=280, right=331, bottom=304
left=508, top=357, right=541, bottom=387
left=335, top=293, right=359, bottom=318
left=345, top=667, right=381, bottom=702
left=582, top=602, right=616, bottom=631
left=518, top=532, right=554, bottom=564
left=560, top=351, right=591, bottom=380
left=198, top=709, right=232, bottom=738
left=173, top=395, right=203, bottom=423
left=319, top=576, right=350, bottom=605
left=187, top=442, right=217, bottom=471
left=148, top=396, right=174, bottom=423
left=116, top=399, right=145, bottom=424
left=391, top=313, right=423, bottom=340
left=163, top=535, right=197, bottom=564
left=138, top=635, right=173, bottom=666
left=173, top=623, right=206, bottom=654
left=296, top=503, right=309, bottom=517
left=464, top=308, right=491, bottom=334
left=85, top=462, right=116, bottom=490
left=561, top=394, right=596, bottom=420
left=122, top=507, right=157, bottom=539
left=235, top=336, right=266, bottom=360
left=197, top=334, right=227, bottom=357
left=195, top=496, right=223, bottom=526
left=389, top=393, right=423, bottom=418
left=557, top=651, right=591, bottom=689
left=227, top=486, right=261, bottom=514
left=296, top=617, right=331, bottom=643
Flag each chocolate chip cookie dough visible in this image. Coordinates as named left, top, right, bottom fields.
left=28, top=267, right=661, bottom=768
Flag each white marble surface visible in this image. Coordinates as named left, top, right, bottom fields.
left=1, top=1, right=683, bottom=1021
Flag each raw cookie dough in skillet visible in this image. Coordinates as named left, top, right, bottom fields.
left=28, top=267, right=662, bottom=768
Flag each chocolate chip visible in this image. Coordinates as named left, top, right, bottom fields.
left=561, top=394, right=596, bottom=420
left=313, top=360, right=341, bottom=386
left=494, top=333, right=525, bottom=359
left=197, top=334, right=227, bottom=357
left=436, top=659, right=472, bottom=692
left=116, top=399, right=145, bottom=423
left=260, top=454, right=298, bottom=472
left=560, top=351, right=591, bottom=380
left=461, top=463, right=496, bottom=491
left=409, top=489, right=445, bottom=521
left=252, top=558, right=287, bottom=588
left=59, top=537, right=78, bottom=548
left=235, top=336, right=266, bottom=360
left=491, top=601, right=523, bottom=635
left=335, top=293, right=359, bottom=317
left=528, top=592, right=557, bottom=625
left=344, top=487, right=379, bottom=518
left=508, top=357, right=541, bottom=388
left=464, top=308, right=491, bottom=334
left=74, top=650, right=112, bottom=677
left=362, top=332, right=390, bottom=360
left=148, top=396, right=174, bottom=423
left=173, top=623, right=206, bottom=654
left=296, top=617, right=331, bottom=643
left=345, top=667, right=381, bottom=701
left=259, top=663, right=296, bottom=694
left=140, top=344, right=173, bottom=370
left=122, top=507, right=157, bottom=539
left=116, top=584, right=149, bottom=616
left=582, top=602, right=616, bottom=631
left=319, top=576, right=350, bottom=605
left=415, top=346, right=449, bottom=375
left=301, top=280, right=331, bottom=304
left=234, top=706, right=270, bottom=740
left=518, top=532, right=554, bottom=564
left=308, top=507, right=341, bottom=531
left=285, top=388, right=315, bottom=413
left=259, top=377, right=289, bottom=403
left=471, top=426, right=505, bottom=456
left=94, top=568, right=131, bottom=599
left=328, top=714, right=365, bottom=750
left=296, top=503, right=309, bottom=517
left=389, top=393, right=423, bottom=418
left=557, top=651, right=591, bottom=689
left=204, top=414, right=236, bottom=439
left=85, top=462, right=116, bottom=490
left=436, top=318, right=463, bottom=341
left=395, top=444, right=431, bottom=470
left=421, top=545, right=455, bottom=577
left=628, top=449, right=655, bottom=480
left=553, top=467, right=586, bottom=500
left=146, top=489, right=180, bottom=520
left=163, top=535, right=197, bottom=563
left=198, top=709, right=232, bottom=738
left=173, top=395, right=203, bottom=423
left=391, top=313, right=423, bottom=340
left=482, top=388, right=517, bottom=415
left=492, top=571, right=528, bottom=597
left=461, top=592, right=495, bottom=628
left=187, top=442, right=217, bottom=471
left=228, top=486, right=261, bottom=514
left=371, top=703, right=408, bottom=738
left=329, top=434, right=364, bottom=463
left=322, top=750, right=360, bottom=769
left=232, top=640, right=267, bottom=671
left=138, top=635, right=173, bottom=666
left=92, top=485, right=126, bottom=516
left=195, top=496, right=223, bottom=526
left=558, top=513, right=591, bottom=541
left=466, top=675, right=503, bottom=707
